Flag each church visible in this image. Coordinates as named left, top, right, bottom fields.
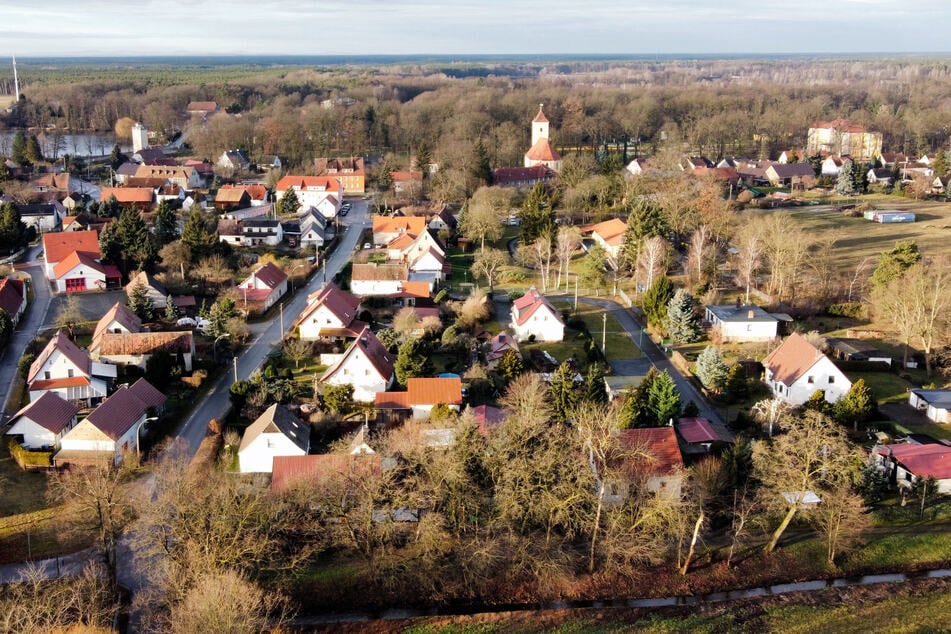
left=523, top=104, right=562, bottom=172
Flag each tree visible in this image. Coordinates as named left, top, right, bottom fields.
left=647, top=370, right=681, bottom=426
left=166, top=570, right=292, bottom=634
left=580, top=243, right=609, bottom=289
left=55, top=294, right=83, bottom=338
left=617, top=367, right=657, bottom=429
left=833, top=378, right=876, bottom=430
left=908, top=259, right=951, bottom=376
left=685, top=225, right=712, bottom=291
left=283, top=337, right=312, bottom=370
left=321, top=383, right=354, bottom=415
left=724, top=363, right=748, bottom=403
left=554, top=226, right=582, bottom=290
left=180, top=210, right=218, bottom=261
left=734, top=225, right=763, bottom=305
left=208, top=295, right=237, bottom=338
left=145, top=349, right=176, bottom=390
left=518, top=236, right=555, bottom=291
left=10, top=129, right=27, bottom=166
left=752, top=410, right=859, bottom=553
left=461, top=186, right=512, bottom=250
left=496, top=348, right=526, bottom=382
left=0, top=309, right=12, bottom=350
left=395, top=338, right=434, bottom=385
left=642, top=275, right=674, bottom=331
left=636, top=235, right=669, bottom=292
left=276, top=188, right=301, bottom=216
left=548, top=361, right=580, bottom=424
left=127, top=280, right=154, bottom=321
left=695, top=345, right=729, bottom=393
left=0, top=202, right=30, bottom=254
left=471, top=247, right=508, bottom=291
left=453, top=287, right=490, bottom=331
left=101, top=208, right=157, bottom=275
left=469, top=139, right=493, bottom=191
left=519, top=182, right=556, bottom=245
left=109, top=143, right=124, bottom=170
left=154, top=199, right=179, bottom=246
left=666, top=288, right=701, bottom=344
left=871, top=240, right=920, bottom=290
left=164, top=297, right=180, bottom=322
left=619, top=199, right=669, bottom=270
left=97, top=194, right=120, bottom=218
left=835, top=158, right=856, bottom=195
left=159, top=240, right=192, bottom=282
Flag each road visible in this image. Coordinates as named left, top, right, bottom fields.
left=172, top=199, right=370, bottom=456
left=1, top=244, right=53, bottom=417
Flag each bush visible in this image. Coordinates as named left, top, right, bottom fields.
left=826, top=302, right=865, bottom=319
left=17, top=353, right=34, bottom=379
left=6, top=437, right=52, bottom=468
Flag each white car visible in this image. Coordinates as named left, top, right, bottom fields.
left=176, top=317, right=197, bottom=328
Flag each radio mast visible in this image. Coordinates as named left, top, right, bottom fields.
left=12, top=55, right=19, bottom=102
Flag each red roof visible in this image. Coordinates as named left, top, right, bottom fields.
left=246, top=262, right=288, bottom=290
left=373, top=215, right=427, bottom=236
left=276, top=175, right=342, bottom=194
left=692, top=167, right=740, bottom=183
left=513, top=287, right=561, bottom=327
left=28, top=331, right=91, bottom=382
left=587, top=218, right=627, bottom=246
left=52, top=251, right=105, bottom=280
left=469, top=404, right=507, bottom=434
left=297, top=282, right=361, bottom=328
left=762, top=332, right=826, bottom=386
left=29, top=376, right=90, bottom=390
left=492, top=165, right=554, bottom=185
left=812, top=118, right=869, bottom=134
left=390, top=171, right=423, bottom=183
left=321, top=326, right=394, bottom=385
left=398, top=281, right=432, bottom=299
left=0, top=277, right=24, bottom=317
left=10, top=391, right=78, bottom=434
left=375, top=391, right=412, bottom=410
left=876, top=443, right=951, bottom=480
left=100, top=187, right=154, bottom=204
left=93, top=302, right=143, bottom=342
left=85, top=380, right=166, bottom=441
left=532, top=106, right=549, bottom=123
left=677, top=417, right=721, bottom=444
left=43, top=230, right=100, bottom=264
left=406, top=377, right=463, bottom=406
left=618, top=427, right=684, bottom=476
left=525, top=138, right=561, bottom=162
left=271, top=454, right=382, bottom=493
left=187, top=101, right=218, bottom=113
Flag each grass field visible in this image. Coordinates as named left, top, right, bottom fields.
left=0, top=444, right=50, bottom=518
left=554, top=300, right=642, bottom=362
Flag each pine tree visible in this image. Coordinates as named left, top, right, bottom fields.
left=618, top=367, right=657, bottom=428
left=470, top=139, right=493, bottom=190
left=24, top=135, right=43, bottom=164
left=109, top=144, right=124, bottom=171
left=0, top=309, right=12, bottom=349
left=127, top=281, right=154, bottom=321
left=620, top=200, right=669, bottom=270
left=114, top=208, right=156, bottom=273
left=648, top=370, right=682, bottom=426
left=666, top=288, right=701, bottom=343
left=833, top=378, right=876, bottom=430
left=852, top=161, right=870, bottom=194
left=394, top=338, right=434, bottom=385
left=181, top=210, right=217, bottom=261
left=835, top=158, right=856, bottom=195
left=642, top=275, right=674, bottom=331
left=520, top=182, right=555, bottom=245
left=0, top=202, right=29, bottom=254
left=548, top=361, right=579, bottom=424
left=871, top=240, right=920, bottom=289
left=695, top=345, right=729, bottom=392
left=10, top=130, right=27, bottom=166
left=164, top=297, right=180, bottom=322
left=98, top=194, right=120, bottom=218
left=724, top=363, right=749, bottom=403
left=277, top=189, right=301, bottom=216
left=582, top=364, right=608, bottom=405
left=933, top=151, right=948, bottom=180
left=154, top=200, right=179, bottom=246
left=496, top=348, right=526, bottom=382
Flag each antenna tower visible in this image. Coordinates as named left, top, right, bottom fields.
left=12, top=55, right=19, bottom=102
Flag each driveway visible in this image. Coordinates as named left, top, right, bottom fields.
left=42, top=289, right=128, bottom=331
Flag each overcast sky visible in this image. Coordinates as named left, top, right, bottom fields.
left=0, top=1, right=948, bottom=57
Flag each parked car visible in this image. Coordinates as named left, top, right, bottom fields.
left=339, top=207, right=349, bottom=216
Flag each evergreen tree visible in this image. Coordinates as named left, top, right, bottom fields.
left=582, top=364, right=608, bottom=405
left=724, top=363, right=749, bottom=403
left=276, top=189, right=301, bottom=216
left=394, top=338, right=434, bottom=385
left=808, top=153, right=823, bottom=176
left=642, top=275, right=674, bottom=330
left=164, top=297, right=180, bottom=322
left=470, top=139, right=493, bottom=190
left=208, top=296, right=236, bottom=338
left=127, top=281, right=154, bottom=321
left=889, top=161, right=902, bottom=189
left=0, top=309, right=12, bottom=350
left=618, top=367, right=657, bottom=429
left=666, top=288, right=701, bottom=343
left=803, top=389, right=831, bottom=416
left=102, top=208, right=156, bottom=275
left=180, top=210, right=218, bottom=261
left=154, top=200, right=179, bottom=246
left=98, top=194, right=120, bottom=218
left=109, top=144, right=124, bottom=171
left=0, top=202, right=29, bottom=254
left=648, top=370, right=682, bottom=426
left=833, top=378, right=876, bottom=430
left=548, top=361, right=579, bottom=424
left=24, top=135, right=43, bottom=164
left=10, top=130, right=27, bottom=166
left=851, top=161, right=870, bottom=194
left=933, top=151, right=948, bottom=180
left=695, top=345, right=729, bottom=392
left=377, top=159, right=394, bottom=190
left=835, top=158, right=856, bottom=195
left=519, top=182, right=556, bottom=245
left=580, top=243, right=609, bottom=288
left=496, top=348, right=526, bottom=382
left=871, top=240, right=920, bottom=289
left=620, top=199, right=669, bottom=269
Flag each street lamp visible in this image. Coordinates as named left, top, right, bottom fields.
left=213, top=333, right=231, bottom=364
left=136, top=416, right=160, bottom=457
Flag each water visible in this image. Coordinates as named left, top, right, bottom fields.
left=0, top=131, right=131, bottom=160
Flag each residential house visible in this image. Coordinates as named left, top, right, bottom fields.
left=237, top=404, right=311, bottom=474
left=213, top=187, right=251, bottom=212
left=372, top=215, right=427, bottom=246
left=485, top=331, right=520, bottom=366
left=777, top=150, right=801, bottom=164
left=374, top=377, right=464, bottom=420
left=315, top=157, right=366, bottom=195
left=616, top=427, right=684, bottom=499
left=468, top=404, right=507, bottom=434
left=867, top=167, right=894, bottom=186
left=762, top=332, right=852, bottom=405
left=187, top=101, right=219, bottom=117
left=524, top=105, right=563, bottom=171
left=492, top=165, right=555, bottom=189
left=183, top=159, right=214, bottom=186
left=91, top=331, right=195, bottom=372
left=676, top=417, right=725, bottom=455
left=27, top=331, right=116, bottom=406
left=217, top=149, right=250, bottom=172
left=704, top=303, right=779, bottom=342
left=131, top=148, right=174, bottom=166
left=238, top=262, right=288, bottom=312
left=875, top=442, right=951, bottom=494
left=5, top=392, right=79, bottom=450
left=0, top=277, right=26, bottom=326
left=391, top=171, right=423, bottom=196
left=585, top=218, right=628, bottom=260
left=275, top=175, right=343, bottom=219
left=908, top=389, right=951, bottom=424
left=350, top=263, right=410, bottom=297
left=625, top=158, right=650, bottom=176
left=114, top=162, right=140, bottom=184
left=227, top=217, right=284, bottom=247
left=764, top=162, right=816, bottom=187
left=510, top=287, right=564, bottom=342
left=298, top=208, right=329, bottom=247
left=16, top=202, right=64, bottom=233
left=320, top=326, right=395, bottom=402
left=388, top=230, right=448, bottom=280
left=222, top=203, right=276, bottom=221
left=124, top=271, right=175, bottom=311
left=93, top=302, right=142, bottom=342
left=427, top=208, right=457, bottom=233
left=821, top=156, right=845, bottom=177
left=271, top=453, right=382, bottom=494
left=296, top=282, right=364, bottom=341
left=680, top=156, right=714, bottom=171
left=259, top=156, right=282, bottom=170
left=807, top=119, right=883, bottom=161
left=49, top=247, right=121, bottom=294
left=100, top=187, right=154, bottom=212
left=55, top=378, right=166, bottom=466
left=133, top=165, right=202, bottom=190
left=691, top=167, right=739, bottom=186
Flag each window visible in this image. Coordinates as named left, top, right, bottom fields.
left=365, top=369, right=370, bottom=376
left=67, top=369, right=74, bottom=378
left=266, top=439, right=276, bottom=449
left=44, top=371, right=51, bottom=380
left=747, top=324, right=752, bottom=331
left=807, top=376, right=814, bottom=384
left=828, top=376, right=835, bottom=384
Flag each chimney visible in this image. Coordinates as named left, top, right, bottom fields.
left=748, top=310, right=755, bottom=320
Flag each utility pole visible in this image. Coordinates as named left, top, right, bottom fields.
left=280, top=302, right=284, bottom=338
left=602, top=312, right=607, bottom=354
left=574, top=275, right=579, bottom=312
left=233, top=356, right=238, bottom=382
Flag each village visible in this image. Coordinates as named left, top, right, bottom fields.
left=1, top=57, right=951, bottom=630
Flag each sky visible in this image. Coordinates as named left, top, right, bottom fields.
left=0, top=1, right=949, bottom=58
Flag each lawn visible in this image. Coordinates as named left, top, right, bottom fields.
left=554, top=300, right=642, bottom=362
left=0, top=443, right=51, bottom=518
left=846, top=371, right=912, bottom=404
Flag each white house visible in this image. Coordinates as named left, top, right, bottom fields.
left=17, top=202, right=64, bottom=233
left=372, top=215, right=428, bottom=246
left=237, top=404, right=311, bottom=474
left=349, top=263, right=409, bottom=297
left=54, top=379, right=166, bottom=466
left=296, top=282, right=364, bottom=341
left=705, top=304, right=779, bottom=342
left=615, top=427, right=684, bottom=500
left=27, top=331, right=115, bottom=406
left=762, top=332, right=852, bottom=405
left=275, top=175, right=343, bottom=219
left=908, top=389, right=951, bottom=423
left=217, top=149, right=250, bottom=172
left=124, top=271, right=171, bottom=310
left=875, top=442, right=951, bottom=494
left=625, top=158, right=649, bottom=176
left=5, top=392, right=79, bottom=450
left=586, top=218, right=627, bottom=260
left=821, top=156, right=845, bottom=177
left=374, top=377, right=464, bottom=420
left=298, top=208, right=329, bottom=246
left=52, top=252, right=109, bottom=293
left=510, top=287, right=564, bottom=342
left=238, top=262, right=288, bottom=312
left=320, top=326, right=395, bottom=402
left=93, top=302, right=143, bottom=341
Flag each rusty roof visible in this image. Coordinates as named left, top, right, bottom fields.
left=271, top=453, right=381, bottom=493
left=618, top=427, right=684, bottom=476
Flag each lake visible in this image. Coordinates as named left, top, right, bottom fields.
left=0, top=130, right=131, bottom=160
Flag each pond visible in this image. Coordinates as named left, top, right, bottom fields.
left=0, top=130, right=131, bottom=159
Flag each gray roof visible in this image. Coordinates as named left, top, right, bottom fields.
left=706, top=304, right=778, bottom=324
left=239, top=404, right=310, bottom=454
left=911, top=389, right=951, bottom=409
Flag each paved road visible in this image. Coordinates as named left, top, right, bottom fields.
left=1, top=245, right=53, bottom=417
left=172, top=199, right=370, bottom=456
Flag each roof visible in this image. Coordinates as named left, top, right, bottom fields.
left=125, top=270, right=167, bottom=298
left=93, top=331, right=193, bottom=356
left=397, top=281, right=432, bottom=299
left=187, top=101, right=218, bottom=113
left=239, top=403, right=309, bottom=454
left=618, top=427, right=684, bottom=476
left=0, top=277, right=24, bottom=316
left=387, top=233, right=416, bottom=251
left=532, top=106, right=549, bottom=123
left=9, top=391, right=78, bottom=434
left=390, top=171, right=423, bottom=183
left=762, top=332, right=827, bottom=386
left=93, top=302, right=143, bottom=341
left=513, top=287, right=563, bottom=327
left=115, top=162, right=139, bottom=176
left=29, top=376, right=91, bottom=391
left=767, top=163, right=816, bottom=179
left=692, top=167, right=739, bottom=183
left=706, top=304, right=778, bottom=324
left=406, top=377, right=463, bottom=406
left=32, top=173, right=71, bottom=190
left=271, top=454, right=381, bottom=493
left=876, top=443, right=951, bottom=480
left=351, top=263, right=408, bottom=282
left=100, top=187, right=154, bottom=204
left=492, top=166, right=556, bottom=185
left=811, top=118, right=869, bottom=133
left=297, top=282, right=361, bottom=328
left=910, top=389, right=951, bottom=409
left=122, top=177, right=168, bottom=189
left=677, top=417, right=721, bottom=444
left=321, top=326, right=394, bottom=385
left=469, top=404, right=507, bottom=434
left=128, top=378, right=167, bottom=409
left=52, top=251, right=105, bottom=279
left=525, top=138, right=561, bottom=162
left=245, top=262, right=288, bottom=290
left=218, top=183, right=267, bottom=201
left=276, top=175, right=342, bottom=194
left=315, top=157, right=366, bottom=176
left=374, top=391, right=412, bottom=410
left=588, top=218, right=627, bottom=246
left=29, top=331, right=91, bottom=382
left=42, top=230, right=100, bottom=264
left=214, top=187, right=251, bottom=204
left=85, top=380, right=166, bottom=441
left=373, top=215, right=427, bottom=236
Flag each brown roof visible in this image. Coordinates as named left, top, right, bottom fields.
left=469, top=404, right=507, bottom=433
left=492, top=165, right=554, bottom=185
left=374, top=391, right=412, bottom=409
left=525, top=138, right=561, bottom=162
left=587, top=218, right=627, bottom=246
left=10, top=391, right=78, bottom=434
left=0, top=277, right=24, bottom=317
left=215, top=188, right=252, bottom=204
left=122, top=177, right=168, bottom=189
left=92, top=331, right=193, bottom=356
left=407, top=377, right=463, bottom=406
left=124, top=270, right=167, bottom=298
left=128, top=378, right=167, bottom=410
left=322, top=326, right=394, bottom=385
left=238, top=403, right=309, bottom=454
left=297, top=282, right=360, bottom=328
left=29, top=331, right=91, bottom=382
left=85, top=380, right=166, bottom=441
left=762, top=332, right=826, bottom=386
left=618, top=427, right=684, bottom=476
left=677, top=417, right=721, bottom=444
left=93, top=302, right=143, bottom=341
left=32, top=173, right=71, bottom=191
left=276, top=175, right=343, bottom=194
left=315, top=157, right=365, bottom=176
left=271, top=454, right=381, bottom=493
left=391, top=171, right=423, bottom=183
left=100, top=187, right=154, bottom=204
left=351, top=263, right=408, bottom=282
left=187, top=101, right=218, bottom=113
left=246, top=262, right=288, bottom=290
left=52, top=251, right=105, bottom=279
left=43, top=230, right=99, bottom=264
left=811, top=118, right=869, bottom=133
left=372, top=215, right=427, bottom=236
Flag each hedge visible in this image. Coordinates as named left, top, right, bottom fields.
left=6, top=438, right=53, bottom=469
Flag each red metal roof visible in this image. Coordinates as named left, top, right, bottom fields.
left=10, top=391, right=78, bottom=434
left=677, top=417, right=721, bottom=444
left=618, top=427, right=684, bottom=476
left=876, top=443, right=951, bottom=480
left=271, top=454, right=381, bottom=493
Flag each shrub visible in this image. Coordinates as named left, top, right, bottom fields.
left=17, top=353, right=34, bottom=379
left=6, top=438, right=52, bottom=469
left=826, top=302, right=865, bottom=319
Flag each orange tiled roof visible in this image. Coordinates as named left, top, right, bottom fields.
left=525, top=138, right=561, bottom=162
left=762, top=332, right=827, bottom=386
left=619, top=427, right=683, bottom=475
left=42, top=230, right=99, bottom=264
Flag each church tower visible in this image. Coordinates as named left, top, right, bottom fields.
left=531, top=103, right=549, bottom=146
left=524, top=103, right=562, bottom=171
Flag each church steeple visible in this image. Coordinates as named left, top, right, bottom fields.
left=531, top=103, right=549, bottom=146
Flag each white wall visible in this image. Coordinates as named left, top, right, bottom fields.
left=350, top=279, right=403, bottom=297
left=512, top=307, right=564, bottom=342
left=323, top=347, right=392, bottom=402
left=767, top=356, right=851, bottom=405
left=238, top=432, right=306, bottom=473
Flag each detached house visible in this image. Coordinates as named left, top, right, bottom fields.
left=762, top=332, right=852, bottom=405
left=372, top=215, right=427, bottom=246
left=296, top=282, right=364, bottom=341
left=238, top=404, right=311, bottom=474
left=486, top=331, right=520, bottom=366
left=374, top=377, right=464, bottom=420
left=510, top=287, right=564, bottom=342
left=585, top=218, right=627, bottom=260
left=93, top=303, right=142, bottom=341
left=875, top=442, right=951, bottom=494
left=298, top=209, right=329, bottom=247
left=0, top=277, right=26, bottom=326
left=704, top=303, right=780, bottom=342
left=42, top=230, right=120, bottom=293
left=616, top=427, right=684, bottom=499
left=28, top=331, right=116, bottom=406
left=238, top=262, right=288, bottom=312
left=320, top=326, right=395, bottom=402
left=91, top=330, right=195, bottom=372
left=100, top=187, right=154, bottom=212
left=908, top=389, right=951, bottom=424
left=5, top=392, right=79, bottom=451
left=764, top=162, right=815, bottom=187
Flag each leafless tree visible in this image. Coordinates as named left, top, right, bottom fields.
left=283, top=337, right=312, bottom=369
left=471, top=247, right=509, bottom=292
left=637, top=235, right=669, bottom=291
left=555, top=226, right=582, bottom=291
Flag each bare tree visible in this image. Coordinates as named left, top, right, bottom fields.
left=847, top=256, right=872, bottom=302
left=282, top=337, right=312, bottom=369
left=55, top=294, right=84, bottom=338
left=637, top=235, right=669, bottom=291
left=460, top=186, right=514, bottom=251
left=686, top=224, right=711, bottom=291
left=518, top=237, right=555, bottom=292
left=554, top=226, right=582, bottom=291
left=811, top=478, right=868, bottom=565
left=166, top=569, right=293, bottom=634
left=910, top=259, right=951, bottom=376
left=471, top=247, right=509, bottom=292
left=734, top=226, right=763, bottom=305
left=677, top=456, right=726, bottom=575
